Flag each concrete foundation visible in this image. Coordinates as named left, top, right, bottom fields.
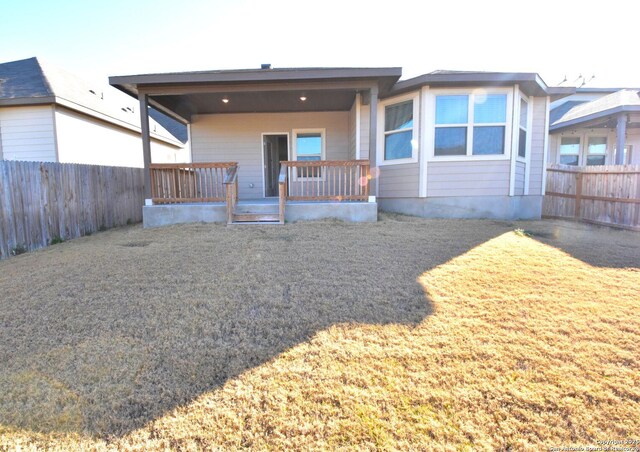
left=143, top=200, right=377, bottom=228
left=378, top=196, right=543, bottom=220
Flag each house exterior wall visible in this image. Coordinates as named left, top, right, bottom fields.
left=379, top=163, right=420, bottom=198
left=426, top=161, right=511, bottom=196
left=55, top=107, right=184, bottom=167
left=528, top=96, right=547, bottom=195
left=360, top=104, right=370, bottom=160
left=0, top=105, right=57, bottom=162
left=190, top=111, right=350, bottom=199
left=348, top=98, right=357, bottom=160
left=515, top=161, right=525, bottom=195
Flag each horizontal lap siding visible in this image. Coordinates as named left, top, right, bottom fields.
left=515, top=161, right=525, bottom=195
left=378, top=163, right=419, bottom=198
left=0, top=105, right=57, bottom=162
left=191, top=112, right=350, bottom=199
left=360, top=104, right=370, bottom=160
left=427, top=160, right=511, bottom=197
left=529, top=96, right=547, bottom=195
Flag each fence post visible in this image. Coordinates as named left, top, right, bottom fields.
left=574, top=172, right=583, bottom=219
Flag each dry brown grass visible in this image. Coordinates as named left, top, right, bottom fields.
left=0, top=214, right=638, bottom=450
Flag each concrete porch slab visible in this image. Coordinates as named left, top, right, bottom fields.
left=143, top=200, right=377, bottom=228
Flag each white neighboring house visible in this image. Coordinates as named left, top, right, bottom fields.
left=548, top=88, right=640, bottom=166
left=0, top=57, right=190, bottom=166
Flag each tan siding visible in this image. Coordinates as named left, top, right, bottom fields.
left=191, top=111, right=350, bottom=199
left=515, top=161, right=525, bottom=195
left=378, top=163, right=420, bottom=198
left=0, top=105, right=57, bottom=162
left=427, top=160, right=511, bottom=197
left=528, top=96, right=547, bottom=195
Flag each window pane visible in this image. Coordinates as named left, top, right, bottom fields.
left=435, top=127, right=467, bottom=156
left=588, top=137, right=607, bottom=155
left=474, top=94, right=507, bottom=123
left=587, top=155, right=606, bottom=166
left=560, top=137, right=580, bottom=155
left=518, top=128, right=527, bottom=158
left=296, top=133, right=322, bottom=157
left=385, top=101, right=413, bottom=132
left=435, top=95, right=468, bottom=124
left=520, top=98, right=528, bottom=129
left=472, top=126, right=505, bottom=155
left=385, top=130, right=412, bottom=160
left=560, top=155, right=579, bottom=165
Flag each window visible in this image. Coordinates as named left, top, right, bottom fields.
left=434, top=93, right=508, bottom=157
left=293, top=129, right=325, bottom=178
left=586, top=137, right=607, bottom=166
left=384, top=100, right=414, bottom=160
left=518, top=98, right=528, bottom=159
left=559, top=137, right=580, bottom=165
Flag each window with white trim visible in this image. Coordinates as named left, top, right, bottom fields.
left=434, top=93, right=508, bottom=157
left=518, top=98, right=528, bottom=159
left=292, top=129, right=325, bottom=179
left=559, top=137, right=580, bottom=165
left=586, top=137, right=606, bottom=166
left=384, top=100, right=414, bottom=160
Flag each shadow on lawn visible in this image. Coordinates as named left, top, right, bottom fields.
left=516, top=219, right=640, bottom=269
left=0, top=215, right=508, bottom=439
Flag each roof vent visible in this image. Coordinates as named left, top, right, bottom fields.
left=261, top=63, right=272, bottom=70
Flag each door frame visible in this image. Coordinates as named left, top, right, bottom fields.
left=261, top=132, right=290, bottom=198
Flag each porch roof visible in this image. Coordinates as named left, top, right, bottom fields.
left=109, top=67, right=402, bottom=122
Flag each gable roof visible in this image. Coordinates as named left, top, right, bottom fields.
left=0, top=57, right=186, bottom=146
left=550, top=89, right=640, bottom=131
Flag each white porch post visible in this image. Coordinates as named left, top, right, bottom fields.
left=369, top=86, right=378, bottom=197
left=138, top=93, right=152, bottom=202
left=615, top=113, right=627, bottom=165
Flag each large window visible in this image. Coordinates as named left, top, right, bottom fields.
left=518, top=98, right=528, bottom=159
left=559, top=137, right=580, bottom=165
left=293, top=129, right=325, bottom=178
left=586, top=137, right=607, bottom=166
left=434, top=93, right=507, bottom=157
left=384, top=100, right=414, bottom=160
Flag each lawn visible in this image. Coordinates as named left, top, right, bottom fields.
left=0, top=214, right=638, bottom=450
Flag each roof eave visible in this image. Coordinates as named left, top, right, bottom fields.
left=549, top=105, right=640, bottom=132
left=0, top=96, right=56, bottom=107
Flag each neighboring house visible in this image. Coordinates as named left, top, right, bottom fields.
left=548, top=88, right=640, bottom=166
left=0, top=57, right=189, bottom=167
left=110, top=66, right=566, bottom=224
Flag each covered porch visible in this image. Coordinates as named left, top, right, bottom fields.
left=110, top=66, right=401, bottom=225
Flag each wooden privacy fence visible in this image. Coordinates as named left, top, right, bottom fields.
left=0, top=160, right=144, bottom=259
left=150, top=162, right=237, bottom=204
left=281, top=160, right=371, bottom=201
left=543, top=163, right=640, bottom=230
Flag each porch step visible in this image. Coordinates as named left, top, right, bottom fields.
left=231, top=212, right=282, bottom=223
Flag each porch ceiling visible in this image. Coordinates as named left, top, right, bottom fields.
left=153, top=89, right=357, bottom=118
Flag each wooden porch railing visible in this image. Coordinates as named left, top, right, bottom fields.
left=223, top=165, right=239, bottom=224
left=280, top=160, right=371, bottom=201
left=149, top=162, right=237, bottom=204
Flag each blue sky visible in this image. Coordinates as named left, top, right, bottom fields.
left=2, top=0, right=639, bottom=88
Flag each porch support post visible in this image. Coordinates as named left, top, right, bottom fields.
left=138, top=93, right=152, bottom=201
left=615, top=113, right=627, bottom=165
left=369, top=86, right=378, bottom=197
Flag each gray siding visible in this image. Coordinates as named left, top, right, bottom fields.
left=348, top=100, right=357, bottom=160
left=515, top=161, right=525, bottom=195
left=528, top=96, right=547, bottom=195
left=0, top=105, right=57, bottom=162
left=191, top=111, right=350, bottom=199
left=548, top=134, right=558, bottom=164
left=427, top=160, right=511, bottom=197
left=378, top=163, right=420, bottom=198
left=360, top=104, right=370, bottom=160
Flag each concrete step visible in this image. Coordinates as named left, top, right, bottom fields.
left=234, top=202, right=280, bottom=214
left=232, top=212, right=281, bottom=223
